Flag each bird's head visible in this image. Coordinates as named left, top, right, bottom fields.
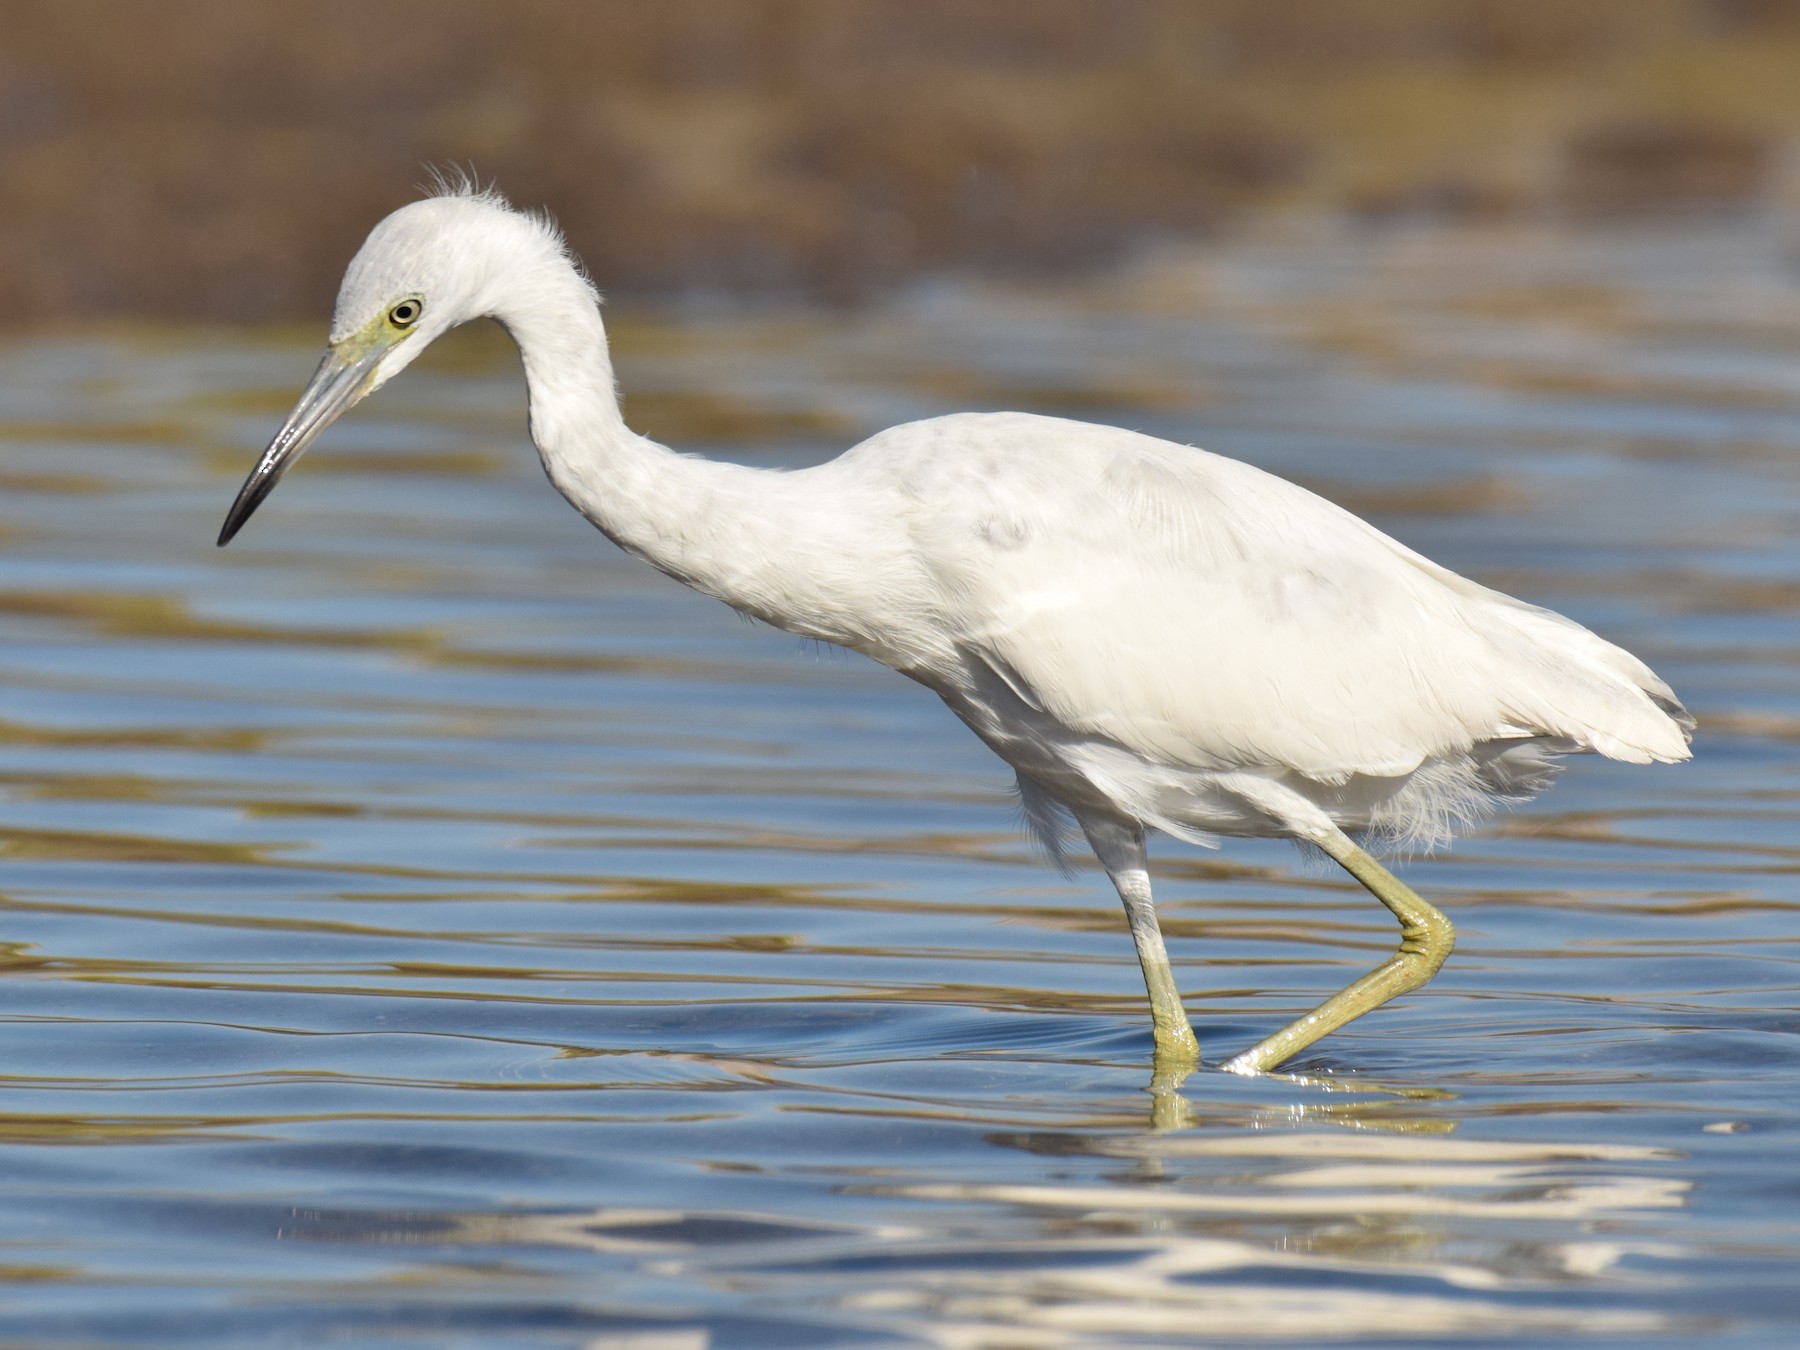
left=217, top=186, right=573, bottom=545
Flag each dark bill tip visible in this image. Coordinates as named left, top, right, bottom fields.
left=217, top=469, right=282, bottom=547
left=215, top=345, right=382, bottom=548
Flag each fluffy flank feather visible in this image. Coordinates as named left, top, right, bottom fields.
left=1015, top=773, right=1080, bottom=877
left=1359, top=739, right=1572, bottom=855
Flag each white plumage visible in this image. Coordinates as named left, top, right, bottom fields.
left=219, top=187, right=1693, bottom=1074
left=845, top=415, right=1687, bottom=852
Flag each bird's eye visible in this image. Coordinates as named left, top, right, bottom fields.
left=388, top=299, right=422, bottom=328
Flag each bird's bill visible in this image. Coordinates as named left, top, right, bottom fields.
left=216, top=342, right=387, bottom=546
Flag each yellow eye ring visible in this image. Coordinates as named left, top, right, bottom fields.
left=389, top=299, right=423, bottom=328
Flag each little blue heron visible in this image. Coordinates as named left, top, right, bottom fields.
left=218, top=187, right=1692, bottom=1073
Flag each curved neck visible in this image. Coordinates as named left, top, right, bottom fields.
left=486, top=254, right=889, bottom=652
left=493, top=264, right=655, bottom=540
left=491, top=263, right=731, bottom=584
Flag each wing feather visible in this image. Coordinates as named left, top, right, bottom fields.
left=894, top=414, right=1688, bottom=780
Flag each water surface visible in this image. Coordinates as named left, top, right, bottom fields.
left=0, top=216, right=1797, bottom=1346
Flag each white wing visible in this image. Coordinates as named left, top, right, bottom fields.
left=881, top=413, right=1688, bottom=781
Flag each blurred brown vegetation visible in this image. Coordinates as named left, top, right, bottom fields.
left=5, top=0, right=1800, bottom=322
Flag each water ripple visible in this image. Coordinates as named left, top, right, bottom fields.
left=0, top=218, right=1795, bottom=1343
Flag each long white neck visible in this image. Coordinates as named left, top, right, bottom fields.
left=485, top=251, right=899, bottom=655
left=489, top=263, right=692, bottom=567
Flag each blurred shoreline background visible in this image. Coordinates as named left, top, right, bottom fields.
left=7, top=0, right=1800, bottom=323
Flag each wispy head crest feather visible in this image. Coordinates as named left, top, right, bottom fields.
left=421, top=163, right=499, bottom=204
left=415, top=166, right=595, bottom=301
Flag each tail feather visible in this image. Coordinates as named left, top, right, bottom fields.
left=1484, top=602, right=1692, bottom=765
left=1385, top=528, right=1692, bottom=766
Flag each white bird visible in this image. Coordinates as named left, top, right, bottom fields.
left=218, top=186, right=1693, bottom=1074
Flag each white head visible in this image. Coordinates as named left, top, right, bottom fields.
left=218, top=185, right=586, bottom=545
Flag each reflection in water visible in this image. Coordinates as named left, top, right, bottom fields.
left=433, top=1126, right=1691, bottom=1346
left=0, top=216, right=1793, bottom=1342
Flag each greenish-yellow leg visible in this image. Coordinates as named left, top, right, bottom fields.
left=1219, top=827, right=1454, bottom=1075
left=1120, top=868, right=1200, bottom=1064
left=1083, top=817, right=1200, bottom=1066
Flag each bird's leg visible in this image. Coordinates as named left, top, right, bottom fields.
left=1220, top=826, right=1454, bottom=1074
left=1119, top=866, right=1202, bottom=1067
left=1082, top=818, right=1200, bottom=1066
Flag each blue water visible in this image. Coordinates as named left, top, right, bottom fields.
left=0, top=215, right=1795, bottom=1346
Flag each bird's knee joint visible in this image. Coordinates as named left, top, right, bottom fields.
left=1400, top=913, right=1454, bottom=953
